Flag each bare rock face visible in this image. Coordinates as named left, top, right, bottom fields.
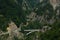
left=7, top=21, right=18, bottom=31
left=49, top=0, right=57, bottom=10
left=7, top=21, right=24, bottom=40
left=49, top=0, right=60, bottom=10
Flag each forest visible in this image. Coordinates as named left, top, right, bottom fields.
left=0, top=0, right=60, bottom=40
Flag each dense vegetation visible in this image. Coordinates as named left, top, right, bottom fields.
left=0, top=0, right=60, bottom=40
